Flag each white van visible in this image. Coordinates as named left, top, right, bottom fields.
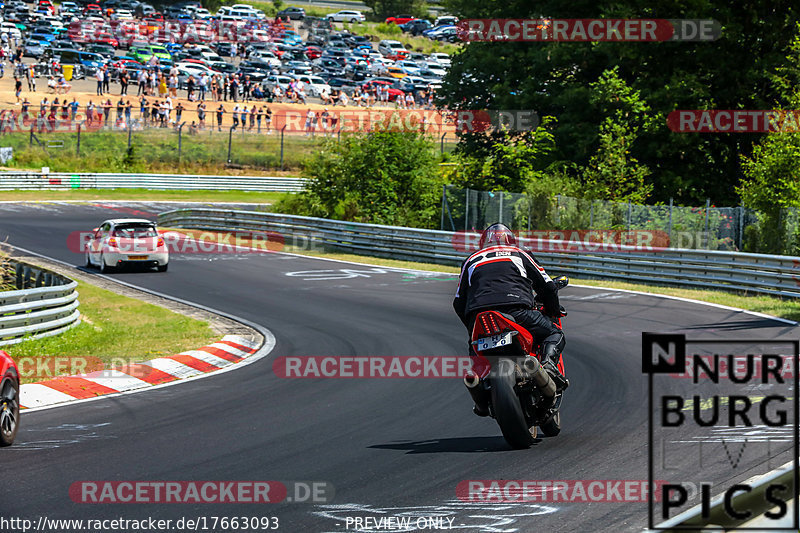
left=378, top=39, right=407, bottom=56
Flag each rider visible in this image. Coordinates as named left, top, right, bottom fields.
left=453, top=223, right=566, bottom=392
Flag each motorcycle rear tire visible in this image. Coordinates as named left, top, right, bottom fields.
left=491, top=358, right=535, bottom=449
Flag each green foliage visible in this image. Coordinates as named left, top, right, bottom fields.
left=582, top=118, right=653, bottom=203
left=437, top=0, right=800, bottom=205
left=737, top=23, right=800, bottom=254
left=273, top=131, right=445, bottom=227
left=362, top=0, right=427, bottom=19
left=376, top=22, right=402, bottom=36
left=452, top=116, right=561, bottom=191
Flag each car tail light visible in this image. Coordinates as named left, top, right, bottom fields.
left=157, top=237, right=164, bottom=248
left=107, top=237, right=117, bottom=247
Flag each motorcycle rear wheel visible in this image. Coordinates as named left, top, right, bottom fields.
left=491, top=358, right=536, bottom=449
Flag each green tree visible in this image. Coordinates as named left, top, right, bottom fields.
left=361, top=0, right=427, bottom=19
left=274, top=131, right=445, bottom=228
left=438, top=0, right=800, bottom=204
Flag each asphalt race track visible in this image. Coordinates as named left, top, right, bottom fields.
left=0, top=201, right=796, bottom=533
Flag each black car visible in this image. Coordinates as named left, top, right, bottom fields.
left=345, top=34, right=370, bottom=48
left=276, top=7, right=305, bottom=20
left=401, top=19, right=432, bottom=36
left=85, top=43, right=116, bottom=59
left=237, top=64, right=269, bottom=82
left=208, top=61, right=237, bottom=74
left=213, top=42, right=236, bottom=57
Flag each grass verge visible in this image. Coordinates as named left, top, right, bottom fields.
left=277, top=249, right=800, bottom=322
left=8, top=280, right=218, bottom=385
left=0, top=189, right=289, bottom=204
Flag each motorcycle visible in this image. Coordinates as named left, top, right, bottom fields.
left=464, top=275, right=570, bottom=449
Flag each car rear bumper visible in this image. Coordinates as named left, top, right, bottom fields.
left=107, top=251, right=168, bottom=267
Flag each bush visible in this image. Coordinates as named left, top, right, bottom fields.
left=273, top=131, right=445, bottom=228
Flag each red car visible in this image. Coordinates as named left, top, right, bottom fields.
left=84, top=3, right=102, bottom=16
left=0, top=350, right=19, bottom=447
left=385, top=14, right=415, bottom=25
left=37, top=0, right=55, bottom=14
left=304, top=45, right=322, bottom=59
left=362, top=80, right=404, bottom=101
left=92, top=33, right=120, bottom=48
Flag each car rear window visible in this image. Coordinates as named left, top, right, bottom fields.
left=113, top=225, right=158, bottom=238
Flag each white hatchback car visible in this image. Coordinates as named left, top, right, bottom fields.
left=86, top=219, right=169, bottom=272
left=327, top=10, right=366, bottom=23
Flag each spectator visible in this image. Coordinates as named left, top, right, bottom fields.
left=70, top=98, right=78, bottom=121
left=256, top=106, right=263, bottom=132
left=159, top=74, right=168, bottom=98
left=27, top=64, right=36, bottom=92
left=14, top=76, right=21, bottom=103
left=199, top=73, right=208, bottom=100
left=96, top=68, right=104, bottom=96
left=304, top=108, right=315, bottom=136
left=232, top=103, right=240, bottom=129
left=103, top=98, right=112, bottom=126
left=102, top=66, right=110, bottom=94
left=265, top=106, right=272, bottom=134
left=197, top=102, right=206, bottom=129
left=124, top=100, right=132, bottom=126
left=175, top=101, right=184, bottom=125
left=86, top=100, right=95, bottom=126
left=120, top=70, right=128, bottom=96
left=137, top=69, right=147, bottom=96
left=216, top=104, right=224, bottom=131
left=116, top=98, right=124, bottom=123
left=240, top=105, right=248, bottom=127
left=187, top=75, right=195, bottom=101
left=248, top=105, right=255, bottom=131
left=188, top=120, right=198, bottom=135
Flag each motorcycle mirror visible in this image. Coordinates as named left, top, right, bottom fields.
left=555, top=275, right=569, bottom=289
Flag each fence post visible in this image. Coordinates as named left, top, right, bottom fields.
left=738, top=205, right=744, bottom=251
left=668, top=198, right=673, bottom=247
left=704, top=198, right=710, bottom=249
left=227, top=125, right=235, bottom=163
left=76, top=122, right=81, bottom=156
left=498, top=191, right=504, bottom=225
left=127, top=124, right=132, bottom=149
left=441, top=133, right=447, bottom=156
left=177, top=122, right=185, bottom=162
left=440, top=184, right=446, bottom=231
left=627, top=200, right=632, bottom=231
left=280, top=125, right=287, bottom=169
left=464, top=187, right=470, bottom=231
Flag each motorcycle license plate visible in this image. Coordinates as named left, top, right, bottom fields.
left=476, top=332, right=513, bottom=351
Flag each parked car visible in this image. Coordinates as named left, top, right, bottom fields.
left=276, top=7, right=305, bottom=20
left=86, top=219, right=169, bottom=272
left=385, top=14, right=415, bottom=25
left=400, top=19, right=432, bottom=35
left=0, top=350, right=19, bottom=447
left=326, top=10, right=365, bottom=23
left=378, top=39, right=408, bottom=56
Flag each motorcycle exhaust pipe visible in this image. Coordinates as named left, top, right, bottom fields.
left=522, top=357, right=557, bottom=401
left=464, top=372, right=490, bottom=413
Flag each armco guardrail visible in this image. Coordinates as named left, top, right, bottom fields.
left=0, top=172, right=307, bottom=192
left=652, top=460, right=797, bottom=531
left=157, top=208, right=800, bottom=298
left=0, top=261, right=80, bottom=346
